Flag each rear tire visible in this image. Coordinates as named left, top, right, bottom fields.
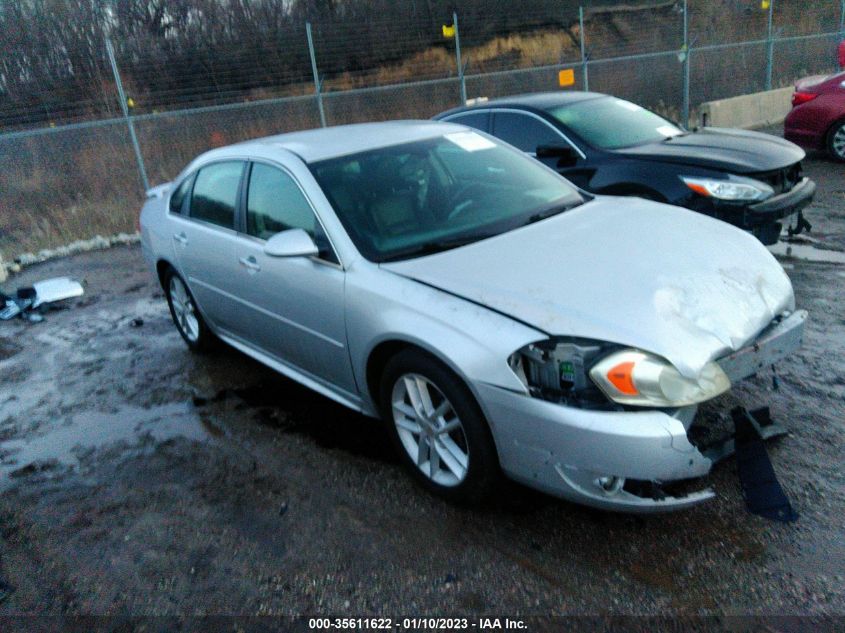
left=164, top=269, right=216, bottom=352
left=379, top=349, right=500, bottom=504
left=827, top=120, right=845, bottom=161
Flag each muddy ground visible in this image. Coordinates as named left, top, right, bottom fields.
left=0, top=148, right=843, bottom=624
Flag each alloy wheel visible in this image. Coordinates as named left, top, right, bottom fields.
left=169, top=276, right=200, bottom=343
left=832, top=124, right=845, bottom=159
left=391, top=373, right=469, bottom=487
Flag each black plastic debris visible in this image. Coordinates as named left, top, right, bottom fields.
left=16, top=286, right=36, bottom=301
left=732, top=407, right=798, bottom=523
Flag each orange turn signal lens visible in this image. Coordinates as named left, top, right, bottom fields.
left=606, top=361, right=639, bottom=396
left=685, top=182, right=711, bottom=196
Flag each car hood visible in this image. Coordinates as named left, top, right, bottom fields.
left=613, top=127, right=805, bottom=173
left=382, top=197, right=794, bottom=379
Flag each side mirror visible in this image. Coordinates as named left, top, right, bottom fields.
left=263, top=228, right=319, bottom=258
left=535, top=143, right=578, bottom=167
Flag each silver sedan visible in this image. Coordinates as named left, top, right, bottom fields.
left=140, top=121, right=806, bottom=512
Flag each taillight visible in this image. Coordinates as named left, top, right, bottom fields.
left=792, top=91, right=818, bottom=106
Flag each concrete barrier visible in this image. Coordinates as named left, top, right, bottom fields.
left=699, top=86, right=794, bottom=130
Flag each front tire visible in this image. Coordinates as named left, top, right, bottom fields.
left=827, top=120, right=845, bottom=161
left=380, top=349, right=499, bottom=503
left=164, top=270, right=216, bottom=352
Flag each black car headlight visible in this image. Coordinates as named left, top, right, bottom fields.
left=510, top=340, right=731, bottom=408
left=681, top=175, right=774, bottom=201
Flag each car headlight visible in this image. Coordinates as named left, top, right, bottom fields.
left=681, top=176, right=774, bottom=201
left=589, top=350, right=730, bottom=407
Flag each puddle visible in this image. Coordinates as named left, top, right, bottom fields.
left=194, top=381, right=395, bottom=463
left=0, top=401, right=213, bottom=487
left=769, top=242, right=845, bottom=264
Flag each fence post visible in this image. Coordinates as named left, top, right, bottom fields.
left=306, top=22, right=327, bottom=128
left=579, top=6, right=589, bottom=90
left=453, top=12, right=467, bottom=105
left=105, top=37, right=149, bottom=192
left=681, top=0, right=690, bottom=128
left=765, top=0, right=774, bottom=90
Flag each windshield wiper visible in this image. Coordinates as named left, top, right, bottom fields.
left=379, top=234, right=495, bottom=262
left=522, top=200, right=583, bottom=226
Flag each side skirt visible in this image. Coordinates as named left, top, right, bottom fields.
left=216, top=331, right=374, bottom=417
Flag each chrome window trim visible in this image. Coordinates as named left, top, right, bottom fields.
left=442, top=107, right=587, bottom=160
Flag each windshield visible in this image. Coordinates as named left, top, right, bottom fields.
left=308, top=132, right=583, bottom=262
left=547, top=97, right=683, bottom=149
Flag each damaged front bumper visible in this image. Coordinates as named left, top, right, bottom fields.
left=479, top=310, right=807, bottom=512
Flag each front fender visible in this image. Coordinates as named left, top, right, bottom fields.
left=345, top=263, right=545, bottom=412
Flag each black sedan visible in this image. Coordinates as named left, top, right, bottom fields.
left=434, top=92, right=815, bottom=245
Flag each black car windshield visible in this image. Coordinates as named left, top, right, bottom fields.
left=308, top=132, right=583, bottom=262
left=547, top=97, right=683, bottom=149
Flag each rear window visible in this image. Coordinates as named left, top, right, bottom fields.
left=547, top=97, right=682, bottom=149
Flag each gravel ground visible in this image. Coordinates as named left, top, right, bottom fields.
left=0, top=147, right=843, bottom=625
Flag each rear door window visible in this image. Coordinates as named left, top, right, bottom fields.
left=189, top=161, right=244, bottom=229
left=492, top=111, right=561, bottom=154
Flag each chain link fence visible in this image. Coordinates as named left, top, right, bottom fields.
left=1, top=0, right=843, bottom=258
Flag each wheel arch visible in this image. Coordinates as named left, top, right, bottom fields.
left=156, top=258, right=176, bottom=289
left=365, top=338, right=471, bottom=419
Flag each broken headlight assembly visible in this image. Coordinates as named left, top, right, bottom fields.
left=509, top=342, right=731, bottom=408
left=508, top=339, right=619, bottom=409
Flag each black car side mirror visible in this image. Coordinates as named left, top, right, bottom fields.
left=536, top=144, right=578, bottom=167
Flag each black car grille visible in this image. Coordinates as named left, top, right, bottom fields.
left=751, top=163, right=802, bottom=195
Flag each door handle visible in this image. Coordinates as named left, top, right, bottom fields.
left=238, top=256, right=261, bottom=272
left=173, top=232, right=188, bottom=245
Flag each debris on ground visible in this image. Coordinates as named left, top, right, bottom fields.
left=129, top=318, right=144, bottom=328
left=0, top=276, right=84, bottom=323
left=733, top=407, right=799, bottom=523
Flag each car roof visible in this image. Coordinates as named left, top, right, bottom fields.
left=436, top=91, right=607, bottom=118
left=197, top=120, right=466, bottom=165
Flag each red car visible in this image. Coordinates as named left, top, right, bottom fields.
left=784, top=71, right=845, bottom=161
